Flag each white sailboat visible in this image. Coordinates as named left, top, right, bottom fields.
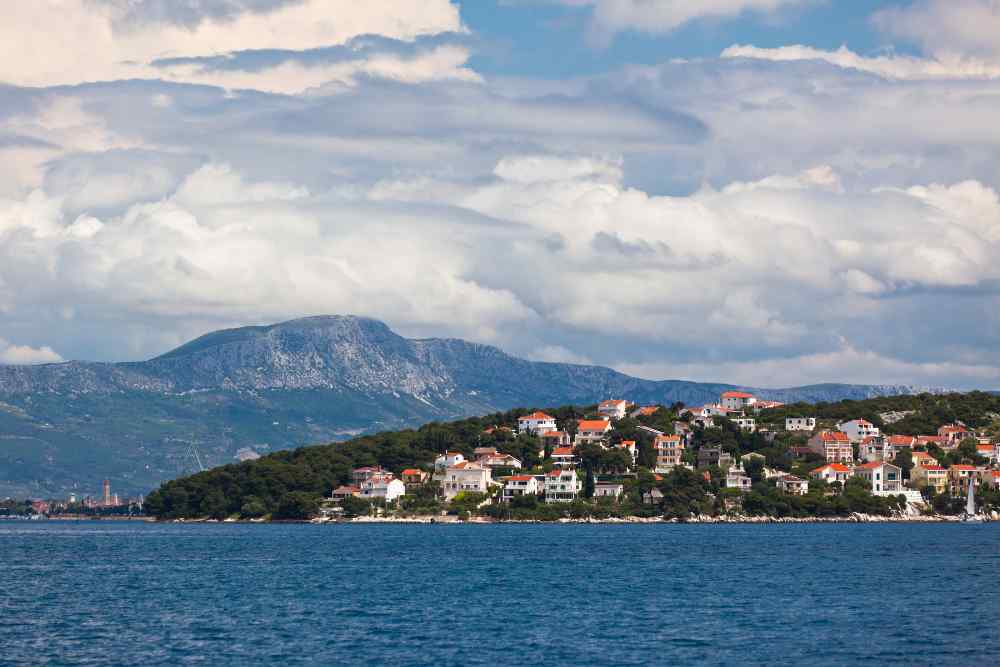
left=962, top=474, right=982, bottom=523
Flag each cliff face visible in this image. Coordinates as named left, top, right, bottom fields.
left=0, top=315, right=937, bottom=497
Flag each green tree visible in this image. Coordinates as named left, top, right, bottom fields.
left=892, top=449, right=914, bottom=480
left=273, top=492, right=320, bottom=520
left=583, top=467, right=595, bottom=499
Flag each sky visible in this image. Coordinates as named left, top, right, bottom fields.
left=1, top=0, right=1000, bottom=390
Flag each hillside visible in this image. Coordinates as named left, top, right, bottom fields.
left=144, top=391, right=1000, bottom=521
left=0, top=315, right=943, bottom=498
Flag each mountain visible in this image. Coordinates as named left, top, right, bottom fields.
left=0, top=315, right=940, bottom=498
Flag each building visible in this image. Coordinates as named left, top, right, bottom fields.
left=597, top=399, right=628, bottom=420
left=853, top=462, right=903, bottom=494
left=545, top=468, right=581, bottom=503
left=575, top=419, right=613, bottom=446
left=541, top=431, right=572, bottom=448
left=433, top=452, right=466, bottom=472
left=809, top=463, right=852, bottom=485
left=730, top=416, right=757, bottom=433
left=916, top=435, right=948, bottom=450
left=721, top=391, right=757, bottom=412
left=653, top=435, right=684, bottom=472
left=910, top=451, right=938, bottom=469
left=725, top=467, right=752, bottom=491
left=360, top=475, right=406, bottom=503
left=441, top=462, right=491, bottom=500
left=401, top=469, right=428, bottom=485
left=837, top=419, right=880, bottom=444
left=502, top=475, right=539, bottom=502
left=938, top=424, right=972, bottom=446
left=948, top=465, right=978, bottom=496
left=911, top=464, right=948, bottom=495
left=976, top=443, right=999, bottom=464
left=776, top=475, right=809, bottom=495
left=593, top=482, right=625, bottom=499
left=476, top=451, right=523, bottom=469
left=884, top=435, right=916, bottom=460
left=330, top=485, right=361, bottom=501
left=807, top=431, right=854, bottom=463
left=643, top=488, right=664, bottom=505
left=632, top=406, right=660, bottom=418
left=859, top=436, right=887, bottom=463
left=616, top=440, right=638, bottom=465
left=786, top=417, right=817, bottom=432
left=551, top=447, right=578, bottom=468
left=517, top=411, right=558, bottom=435
left=697, top=447, right=734, bottom=469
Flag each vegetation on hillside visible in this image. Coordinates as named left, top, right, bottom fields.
left=144, top=393, right=1000, bottom=521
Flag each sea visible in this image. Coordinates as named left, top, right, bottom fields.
left=2, top=521, right=998, bottom=666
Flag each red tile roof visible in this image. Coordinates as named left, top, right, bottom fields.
left=507, top=475, right=534, bottom=482
left=552, top=447, right=575, bottom=456
left=577, top=419, right=611, bottom=431
left=722, top=391, right=755, bottom=399
left=811, top=463, right=850, bottom=474
left=401, top=468, right=424, bottom=475
left=818, top=431, right=850, bottom=442
left=542, top=431, right=567, bottom=438
left=519, top=412, right=555, bottom=421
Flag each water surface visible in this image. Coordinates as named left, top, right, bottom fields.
left=2, top=521, right=997, bottom=665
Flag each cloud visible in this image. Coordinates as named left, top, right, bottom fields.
left=0, top=0, right=465, bottom=92
left=873, top=0, right=1000, bottom=62
left=553, top=0, right=811, bottom=44
left=0, top=339, right=63, bottom=365
left=721, top=44, right=1000, bottom=80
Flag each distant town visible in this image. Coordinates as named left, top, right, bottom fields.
left=0, top=479, right=145, bottom=520
left=127, top=389, right=1000, bottom=523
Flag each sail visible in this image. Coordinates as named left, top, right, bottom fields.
left=966, top=475, right=976, bottom=516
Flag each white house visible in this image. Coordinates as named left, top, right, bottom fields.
left=441, top=461, right=492, bottom=500
left=730, top=416, right=757, bottom=433
left=360, top=475, right=407, bottom=503
left=551, top=446, right=578, bottom=468
left=545, top=468, right=581, bottom=503
left=434, top=451, right=466, bottom=472
left=616, top=440, right=638, bottom=465
left=853, top=462, right=902, bottom=494
left=541, top=431, right=572, bottom=448
left=721, top=391, right=757, bottom=412
left=776, top=475, right=809, bottom=495
left=837, top=419, right=881, bottom=444
left=809, top=463, right=851, bottom=485
left=785, top=417, right=816, bottom=432
left=725, top=467, right=752, bottom=491
left=593, top=481, right=625, bottom=499
left=476, top=451, right=523, bottom=469
left=597, top=399, right=628, bottom=420
left=502, top=475, right=539, bottom=502
left=517, top=411, right=558, bottom=435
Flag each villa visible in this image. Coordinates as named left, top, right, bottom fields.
left=502, top=475, right=539, bottom=502
left=441, top=461, right=492, bottom=500
left=809, top=463, right=851, bottom=485
left=575, top=419, right=613, bottom=446
left=807, top=431, right=853, bottom=463
left=598, top=399, right=628, bottom=420
left=854, top=462, right=903, bottom=494
left=776, top=475, right=809, bottom=495
left=545, top=469, right=581, bottom=503
left=517, top=411, right=558, bottom=435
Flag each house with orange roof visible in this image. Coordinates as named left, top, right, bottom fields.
left=359, top=475, right=406, bottom=504
left=807, top=431, right=853, bottom=463
left=441, top=461, right=491, bottom=501
left=916, top=435, right=948, bottom=449
left=477, top=451, right=523, bottom=470
left=551, top=446, right=578, bottom=468
left=653, top=434, right=684, bottom=472
left=911, top=463, right=947, bottom=495
left=598, top=399, right=629, bottom=420
left=776, top=475, right=809, bottom=495
left=975, top=443, right=998, bottom=464
left=575, top=418, right=612, bottom=446
left=810, top=463, right=851, bottom=485
left=632, top=405, right=660, bottom=418
left=910, top=451, right=938, bottom=469
left=401, top=469, right=428, bottom=485
left=434, top=451, right=466, bottom=472
left=859, top=435, right=887, bottom=462
left=938, top=423, right=972, bottom=446
left=544, top=468, right=581, bottom=503
left=501, top=475, right=539, bottom=502
left=352, top=466, right=389, bottom=487
left=721, top=391, right=757, bottom=412
left=983, top=470, right=1000, bottom=490
left=616, top=440, right=638, bottom=465
left=541, top=430, right=571, bottom=448
left=330, top=485, right=361, bottom=501
left=517, top=411, right=558, bottom=435
left=948, top=465, right=979, bottom=496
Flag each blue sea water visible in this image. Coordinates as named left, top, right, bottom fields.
left=1, top=521, right=998, bottom=666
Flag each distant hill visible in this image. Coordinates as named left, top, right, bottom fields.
left=0, top=315, right=942, bottom=497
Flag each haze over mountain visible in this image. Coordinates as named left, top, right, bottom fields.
left=0, top=315, right=944, bottom=498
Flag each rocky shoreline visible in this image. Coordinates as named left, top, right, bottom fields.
left=311, top=512, right=997, bottom=525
